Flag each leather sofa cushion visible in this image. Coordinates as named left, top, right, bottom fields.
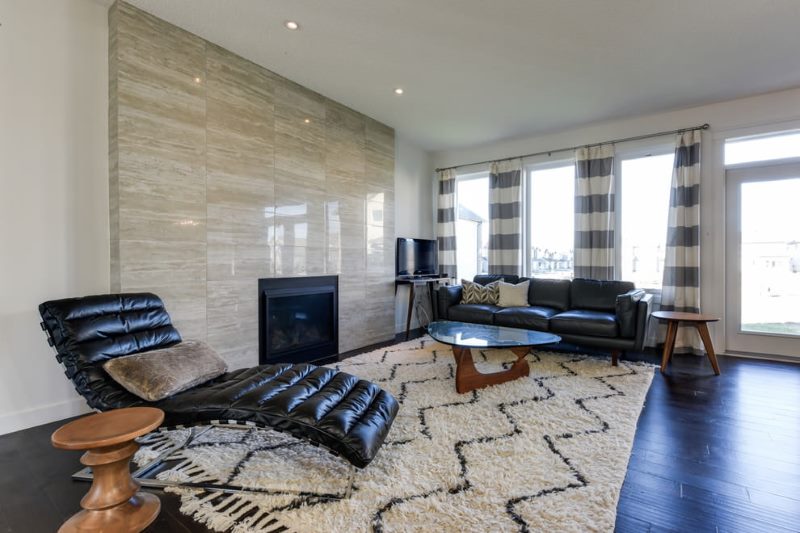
left=494, top=306, right=558, bottom=331
left=448, top=304, right=501, bottom=324
left=528, top=278, right=571, bottom=311
left=570, top=278, right=635, bottom=312
left=473, top=274, right=519, bottom=286
left=103, top=340, right=228, bottom=401
left=549, top=309, right=619, bottom=338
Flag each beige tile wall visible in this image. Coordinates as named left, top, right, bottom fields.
left=109, top=2, right=395, bottom=367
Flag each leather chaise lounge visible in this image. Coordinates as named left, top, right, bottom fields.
left=39, top=293, right=398, bottom=468
left=438, top=275, right=652, bottom=365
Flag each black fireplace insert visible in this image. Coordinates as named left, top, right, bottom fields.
left=258, top=276, right=338, bottom=365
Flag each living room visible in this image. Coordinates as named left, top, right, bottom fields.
left=1, top=1, right=799, bottom=532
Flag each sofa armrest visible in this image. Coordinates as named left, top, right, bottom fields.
left=633, top=293, right=653, bottom=351
left=437, top=285, right=462, bottom=320
left=615, top=289, right=646, bottom=338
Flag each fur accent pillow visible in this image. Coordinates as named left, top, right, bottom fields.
left=103, top=340, right=228, bottom=402
left=460, top=279, right=500, bottom=304
left=498, top=280, right=531, bottom=307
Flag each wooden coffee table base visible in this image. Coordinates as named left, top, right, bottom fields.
left=452, top=346, right=531, bottom=394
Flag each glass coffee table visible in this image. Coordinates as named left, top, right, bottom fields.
left=427, top=320, right=561, bottom=393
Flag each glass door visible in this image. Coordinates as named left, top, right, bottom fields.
left=725, top=162, right=800, bottom=358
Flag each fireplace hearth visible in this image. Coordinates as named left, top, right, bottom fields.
left=258, top=276, right=338, bottom=365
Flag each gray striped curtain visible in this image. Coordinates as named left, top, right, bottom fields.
left=661, top=130, right=702, bottom=352
left=437, top=169, right=457, bottom=278
left=488, top=160, right=523, bottom=275
left=574, top=145, right=615, bottom=280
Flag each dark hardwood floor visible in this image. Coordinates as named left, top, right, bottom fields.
left=1, top=333, right=798, bottom=532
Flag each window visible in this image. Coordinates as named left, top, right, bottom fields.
left=739, top=177, right=800, bottom=336
left=452, top=144, right=702, bottom=290
left=725, top=130, right=800, bottom=165
left=455, top=174, right=489, bottom=281
left=619, top=153, right=674, bottom=289
left=528, top=164, right=575, bottom=279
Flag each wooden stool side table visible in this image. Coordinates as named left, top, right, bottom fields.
left=51, top=407, right=165, bottom=533
left=652, top=311, right=721, bottom=375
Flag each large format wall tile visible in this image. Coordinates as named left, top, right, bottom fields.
left=109, top=4, right=120, bottom=292
left=207, top=280, right=260, bottom=370
left=112, top=2, right=207, bottom=340
left=110, top=2, right=395, bottom=365
left=363, top=118, right=396, bottom=346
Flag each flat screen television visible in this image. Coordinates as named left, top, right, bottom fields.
left=396, top=238, right=438, bottom=277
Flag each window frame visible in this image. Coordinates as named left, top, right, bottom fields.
left=454, top=170, right=491, bottom=279
left=723, top=128, right=800, bottom=168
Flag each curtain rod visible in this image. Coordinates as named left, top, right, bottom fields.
left=434, top=123, right=710, bottom=173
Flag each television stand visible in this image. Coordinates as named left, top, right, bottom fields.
left=395, top=276, right=451, bottom=340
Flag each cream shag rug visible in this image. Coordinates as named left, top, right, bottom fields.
left=136, top=337, right=654, bottom=532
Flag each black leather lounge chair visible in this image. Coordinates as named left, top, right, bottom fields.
left=39, top=293, right=398, bottom=468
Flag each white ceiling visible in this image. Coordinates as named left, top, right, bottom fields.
left=127, top=0, right=800, bottom=151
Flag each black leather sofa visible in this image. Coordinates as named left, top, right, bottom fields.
left=437, top=275, right=652, bottom=365
left=39, top=293, right=398, bottom=468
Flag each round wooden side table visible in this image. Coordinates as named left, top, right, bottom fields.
left=51, top=407, right=165, bottom=533
left=652, top=311, right=721, bottom=375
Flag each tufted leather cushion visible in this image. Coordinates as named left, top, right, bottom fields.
left=549, top=309, right=619, bottom=338
left=494, top=306, right=557, bottom=330
left=39, top=293, right=399, bottom=468
left=570, top=278, right=635, bottom=312
left=39, top=293, right=181, bottom=411
left=157, top=364, right=397, bottom=468
left=448, top=304, right=500, bottom=324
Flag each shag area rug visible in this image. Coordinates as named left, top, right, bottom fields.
left=135, top=337, right=654, bottom=532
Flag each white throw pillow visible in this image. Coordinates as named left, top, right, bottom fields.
left=497, top=280, right=530, bottom=308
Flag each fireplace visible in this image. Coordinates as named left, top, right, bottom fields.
left=258, top=276, right=338, bottom=365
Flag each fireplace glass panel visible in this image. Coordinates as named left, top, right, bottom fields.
left=267, top=292, right=334, bottom=356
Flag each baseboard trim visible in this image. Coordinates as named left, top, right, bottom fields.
left=723, top=350, right=800, bottom=365
left=0, top=397, right=91, bottom=436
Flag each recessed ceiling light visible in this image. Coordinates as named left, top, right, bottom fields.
left=304, top=118, right=311, bottom=124
left=194, top=77, right=202, bottom=83
left=394, top=88, right=404, bottom=95
left=284, top=21, right=300, bottom=30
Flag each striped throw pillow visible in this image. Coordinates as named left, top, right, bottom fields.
left=460, top=279, right=500, bottom=305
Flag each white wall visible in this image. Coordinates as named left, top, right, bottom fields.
left=0, top=0, right=109, bottom=434
left=395, top=135, right=434, bottom=240
left=394, top=135, right=434, bottom=332
left=433, top=86, right=800, bottom=354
